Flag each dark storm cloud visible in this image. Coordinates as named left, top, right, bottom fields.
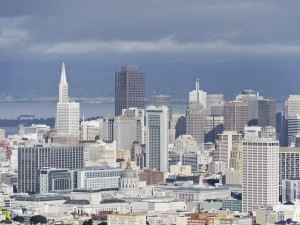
left=1, top=0, right=300, bottom=61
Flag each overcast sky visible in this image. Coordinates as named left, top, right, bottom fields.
left=1, top=0, right=300, bottom=62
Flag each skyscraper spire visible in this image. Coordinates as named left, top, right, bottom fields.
left=196, top=78, right=200, bottom=91
left=60, top=62, right=67, bottom=84
left=59, top=62, right=69, bottom=103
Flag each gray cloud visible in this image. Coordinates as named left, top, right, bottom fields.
left=1, top=0, right=300, bottom=62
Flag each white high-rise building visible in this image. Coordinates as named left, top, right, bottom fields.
left=114, top=108, right=144, bottom=151
left=145, top=105, right=168, bottom=172
left=282, top=95, right=300, bottom=146
left=242, top=138, right=279, bottom=213
left=56, top=63, right=80, bottom=136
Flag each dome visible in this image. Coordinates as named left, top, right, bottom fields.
left=120, top=162, right=138, bottom=179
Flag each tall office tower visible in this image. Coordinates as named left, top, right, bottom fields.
left=145, top=105, right=169, bottom=172
left=223, top=101, right=248, bottom=133
left=115, top=66, right=144, bottom=116
left=114, top=108, right=144, bottom=151
left=226, top=142, right=243, bottom=185
left=18, top=144, right=84, bottom=193
left=151, top=95, right=172, bottom=122
left=171, top=113, right=186, bottom=140
left=242, top=138, right=279, bottom=213
left=56, top=63, right=80, bottom=136
left=236, top=90, right=263, bottom=125
left=281, top=95, right=300, bottom=146
left=257, top=99, right=276, bottom=128
left=279, top=147, right=300, bottom=196
left=186, top=102, right=206, bottom=144
left=189, top=79, right=207, bottom=108
left=206, top=94, right=224, bottom=116
left=102, top=116, right=114, bottom=141
left=214, top=131, right=242, bottom=167
left=186, top=81, right=206, bottom=144
left=205, top=115, right=224, bottom=143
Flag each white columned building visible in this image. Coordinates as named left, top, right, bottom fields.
left=145, top=105, right=169, bottom=172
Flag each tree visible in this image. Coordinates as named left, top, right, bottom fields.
left=30, top=215, right=47, bottom=224
left=13, top=216, right=25, bottom=223
left=82, top=219, right=93, bottom=225
left=98, top=222, right=107, bottom=225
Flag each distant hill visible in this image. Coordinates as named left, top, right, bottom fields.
left=0, top=60, right=298, bottom=102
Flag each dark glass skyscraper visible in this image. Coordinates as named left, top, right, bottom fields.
left=115, top=66, right=145, bottom=116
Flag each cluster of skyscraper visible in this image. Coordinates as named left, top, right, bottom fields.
left=14, top=62, right=300, bottom=218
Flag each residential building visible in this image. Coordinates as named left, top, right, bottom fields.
left=282, top=179, right=300, bottom=202
left=279, top=147, right=300, bottom=195
left=107, top=213, right=146, bottom=225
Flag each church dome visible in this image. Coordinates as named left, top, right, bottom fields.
left=120, top=162, right=138, bottom=179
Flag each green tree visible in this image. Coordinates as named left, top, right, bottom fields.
left=98, top=222, right=107, bottom=225
left=13, top=216, right=25, bottom=223
left=83, top=219, right=93, bottom=225
left=30, top=215, right=47, bottom=224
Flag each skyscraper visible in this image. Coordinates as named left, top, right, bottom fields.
left=56, top=63, right=80, bottom=136
left=188, top=79, right=207, bottom=108
left=257, top=99, right=276, bottom=128
left=145, top=105, right=169, bottom=172
left=223, top=101, right=248, bottom=133
left=236, top=90, right=263, bottom=125
left=242, top=137, right=279, bottom=212
left=186, top=102, right=206, bottom=144
left=281, top=95, right=300, bottom=146
left=115, top=66, right=144, bottom=116
left=186, top=80, right=206, bottom=144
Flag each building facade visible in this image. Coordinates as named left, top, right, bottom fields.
left=242, top=138, right=279, bottom=212
left=145, top=105, right=169, bottom=172
left=56, top=63, right=80, bottom=136
left=115, top=66, right=144, bottom=116
left=18, top=145, right=84, bottom=193
left=223, top=101, right=248, bottom=133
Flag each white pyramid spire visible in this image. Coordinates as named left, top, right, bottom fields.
left=60, top=62, right=67, bottom=84
left=58, top=62, right=69, bottom=103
